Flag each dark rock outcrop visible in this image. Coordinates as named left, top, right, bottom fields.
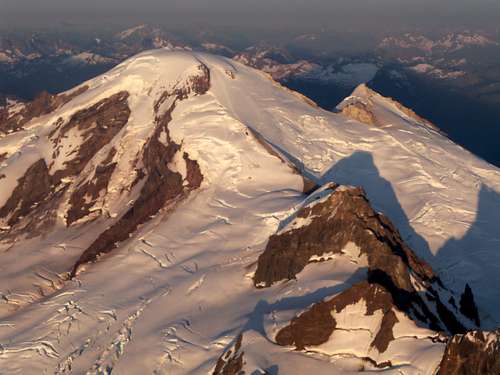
left=255, top=184, right=476, bottom=341
left=276, top=295, right=336, bottom=349
left=0, top=86, right=88, bottom=134
left=1, top=91, right=130, bottom=235
left=0, top=159, right=51, bottom=227
left=70, top=65, right=209, bottom=276
left=213, top=334, right=245, bottom=375
left=276, top=282, right=398, bottom=353
left=70, top=101, right=197, bottom=276
left=254, top=185, right=435, bottom=292
left=183, top=152, right=204, bottom=189
left=339, top=101, right=377, bottom=126
left=50, top=91, right=130, bottom=183
left=437, top=329, right=500, bottom=375
left=66, top=147, right=118, bottom=225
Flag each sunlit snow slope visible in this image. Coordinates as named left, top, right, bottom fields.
left=0, top=50, right=499, bottom=374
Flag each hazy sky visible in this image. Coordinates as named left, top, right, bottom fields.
left=2, top=0, right=500, bottom=32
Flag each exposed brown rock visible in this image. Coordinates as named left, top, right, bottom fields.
left=153, top=62, right=210, bottom=112
left=0, top=159, right=70, bottom=240
left=183, top=152, right=203, bottom=189
left=51, top=91, right=130, bottom=183
left=213, top=334, right=245, bottom=375
left=0, top=152, right=7, bottom=163
left=0, top=159, right=51, bottom=227
left=371, top=309, right=399, bottom=353
left=340, top=102, right=377, bottom=126
left=254, top=186, right=435, bottom=291
left=0, top=86, right=88, bottom=134
left=275, top=297, right=336, bottom=349
left=276, top=282, right=398, bottom=352
left=66, top=147, right=117, bottom=225
left=255, top=185, right=472, bottom=335
left=437, top=329, right=500, bottom=375
left=70, top=109, right=182, bottom=276
left=189, top=63, right=211, bottom=96
left=70, top=73, right=207, bottom=276
left=361, top=358, right=393, bottom=369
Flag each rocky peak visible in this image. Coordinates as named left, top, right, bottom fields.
left=254, top=184, right=435, bottom=291
left=437, top=329, right=500, bottom=375
left=338, top=83, right=439, bottom=130
left=254, top=184, right=478, bottom=335
left=339, top=100, right=377, bottom=125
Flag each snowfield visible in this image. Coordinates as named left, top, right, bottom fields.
left=0, top=50, right=499, bottom=374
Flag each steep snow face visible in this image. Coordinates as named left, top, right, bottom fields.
left=0, top=50, right=499, bottom=374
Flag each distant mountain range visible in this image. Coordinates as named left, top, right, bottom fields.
left=1, top=25, right=500, bottom=166
left=1, top=26, right=498, bottom=97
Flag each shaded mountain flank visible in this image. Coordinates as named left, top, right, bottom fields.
left=437, top=329, right=500, bottom=375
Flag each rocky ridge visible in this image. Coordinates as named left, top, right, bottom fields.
left=437, top=329, right=500, bottom=375
left=213, top=183, right=486, bottom=373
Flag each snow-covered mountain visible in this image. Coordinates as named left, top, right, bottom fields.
left=379, top=32, right=498, bottom=54
left=377, top=31, right=500, bottom=85
left=0, top=25, right=187, bottom=69
left=0, top=50, right=499, bottom=374
left=233, top=46, right=378, bottom=86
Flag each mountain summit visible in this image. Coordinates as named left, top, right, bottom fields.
left=0, top=50, right=499, bottom=374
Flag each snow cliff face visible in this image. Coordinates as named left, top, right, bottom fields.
left=0, top=50, right=500, bottom=374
